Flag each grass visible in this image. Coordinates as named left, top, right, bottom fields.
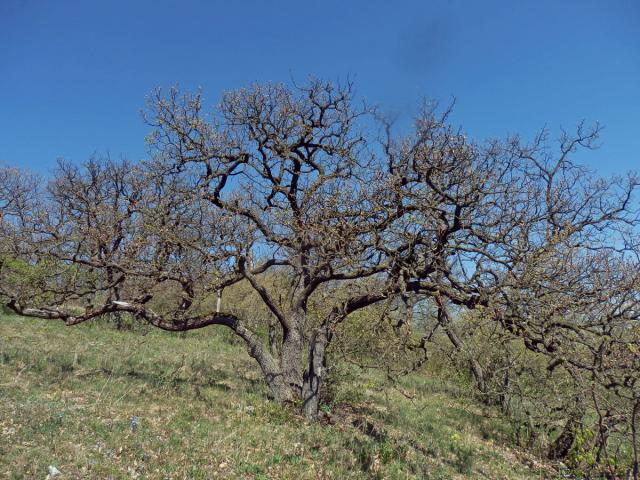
left=0, top=314, right=554, bottom=479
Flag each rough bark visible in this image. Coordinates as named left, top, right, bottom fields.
left=251, top=348, right=291, bottom=403
left=278, top=309, right=306, bottom=396
left=302, top=326, right=331, bottom=420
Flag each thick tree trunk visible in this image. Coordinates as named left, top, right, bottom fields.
left=264, top=369, right=294, bottom=403
left=302, top=326, right=331, bottom=420
left=231, top=318, right=295, bottom=403
left=249, top=352, right=292, bottom=403
left=279, top=312, right=305, bottom=396
left=226, top=310, right=307, bottom=407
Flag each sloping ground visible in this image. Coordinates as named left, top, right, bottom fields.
left=0, top=315, right=553, bottom=479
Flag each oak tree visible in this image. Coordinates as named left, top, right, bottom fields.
left=1, top=80, right=638, bottom=423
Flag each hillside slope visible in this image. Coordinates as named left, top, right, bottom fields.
left=0, top=315, right=553, bottom=479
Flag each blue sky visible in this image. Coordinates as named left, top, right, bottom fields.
left=1, top=0, right=638, bottom=175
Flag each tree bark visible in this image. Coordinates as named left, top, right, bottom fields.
left=302, top=326, right=331, bottom=420
left=245, top=337, right=292, bottom=403
left=226, top=316, right=294, bottom=403
left=279, top=311, right=305, bottom=396
left=268, top=319, right=279, bottom=355
left=631, top=397, right=639, bottom=480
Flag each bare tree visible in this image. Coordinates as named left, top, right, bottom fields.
left=1, top=79, right=638, bottom=423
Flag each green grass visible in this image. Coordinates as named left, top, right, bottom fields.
left=1, top=315, right=553, bottom=479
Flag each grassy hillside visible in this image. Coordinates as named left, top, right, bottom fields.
left=0, top=315, right=555, bottom=479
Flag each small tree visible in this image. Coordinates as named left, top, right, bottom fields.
left=1, top=79, right=638, bottom=421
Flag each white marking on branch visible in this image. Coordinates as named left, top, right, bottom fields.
left=111, top=300, right=134, bottom=308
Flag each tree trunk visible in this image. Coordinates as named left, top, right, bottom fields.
left=631, top=397, right=639, bottom=480
left=245, top=341, right=292, bottom=402
left=548, top=417, right=579, bottom=461
left=264, top=369, right=294, bottom=403
left=548, top=397, right=585, bottom=461
left=441, top=319, right=487, bottom=395
left=279, top=312, right=305, bottom=396
left=302, top=326, right=331, bottom=420
left=498, top=358, right=511, bottom=415
left=230, top=318, right=295, bottom=403
left=435, top=297, right=488, bottom=396
left=268, top=319, right=279, bottom=355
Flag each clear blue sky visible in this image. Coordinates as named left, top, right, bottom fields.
left=1, top=0, right=638, bottom=175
